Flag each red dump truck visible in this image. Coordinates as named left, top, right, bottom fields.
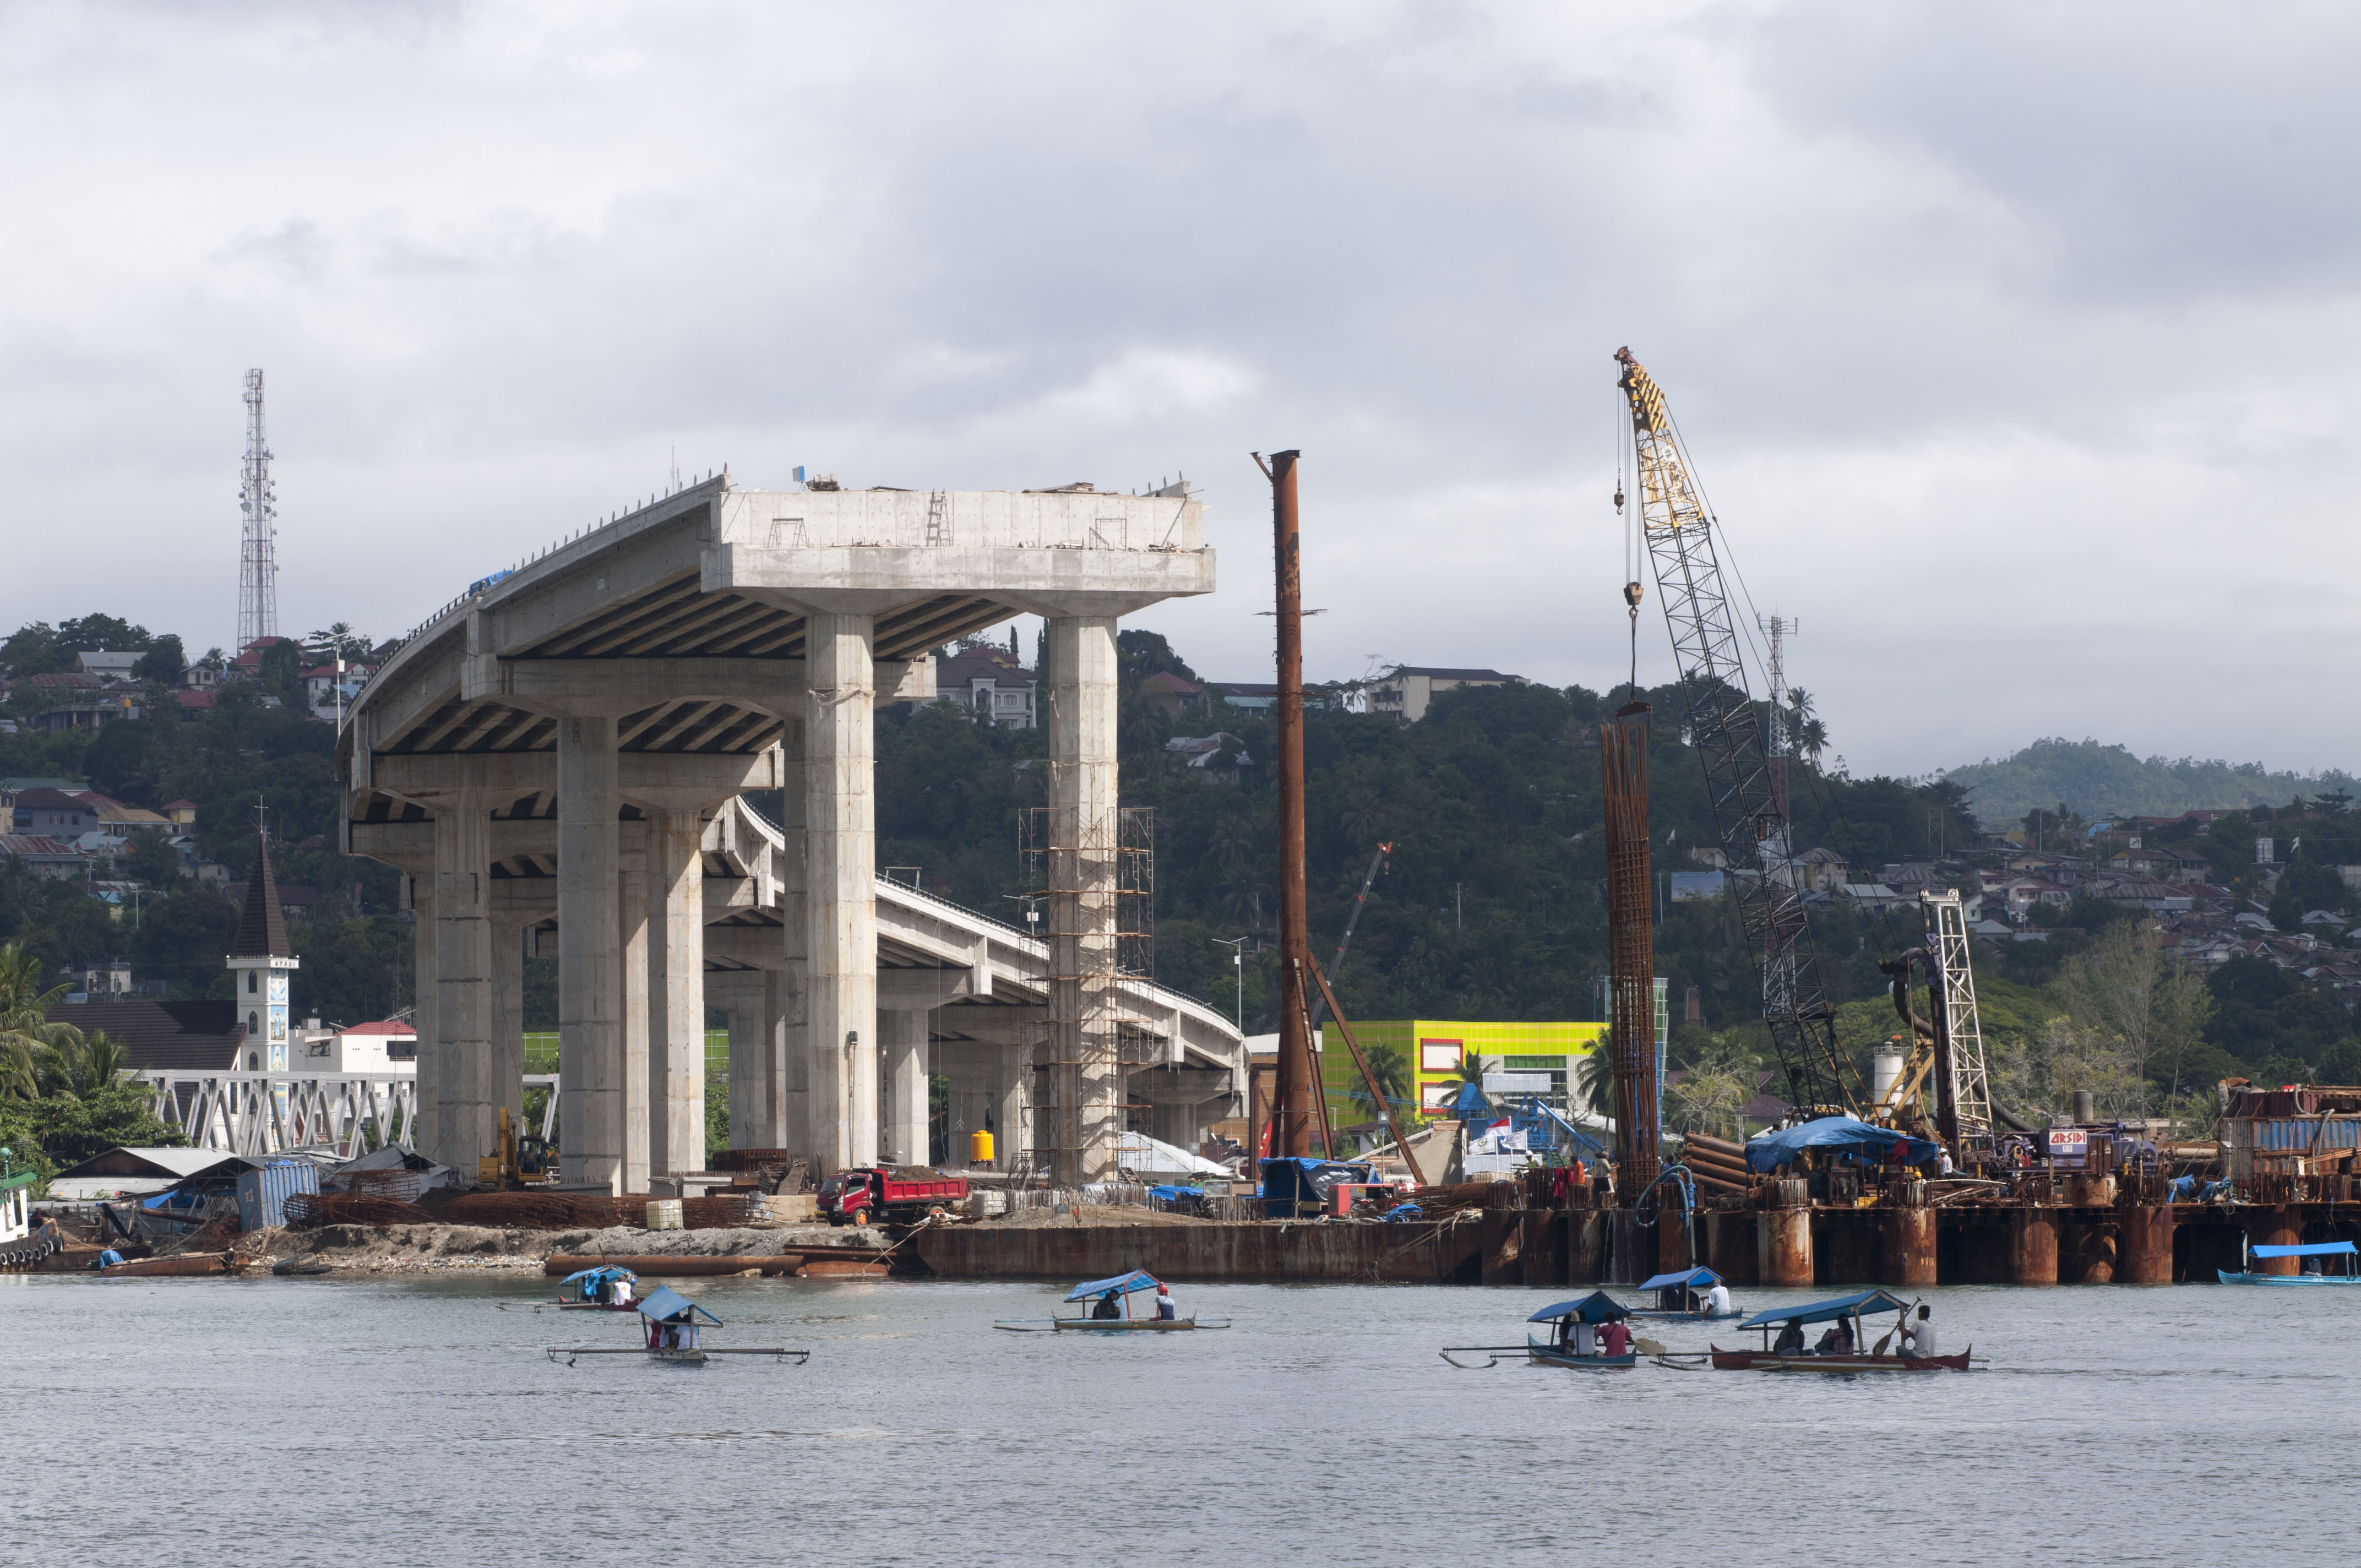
left=820, top=1167, right=969, bottom=1227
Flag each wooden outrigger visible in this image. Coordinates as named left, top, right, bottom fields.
left=1708, top=1289, right=1973, bottom=1372
left=547, top=1286, right=809, bottom=1366
left=2218, top=1238, right=2361, bottom=1286
left=994, top=1269, right=1230, bottom=1332
left=1443, top=1291, right=1642, bottom=1369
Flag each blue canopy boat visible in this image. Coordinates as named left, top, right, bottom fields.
left=2219, top=1239, right=2360, bottom=1285
left=1711, top=1289, right=1972, bottom=1372
left=553, top=1265, right=640, bottom=1310
left=994, top=1269, right=1231, bottom=1332
left=1631, top=1266, right=1737, bottom=1320
left=546, top=1285, right=809, bottom=1365
left=1441, top=1291, right=1639, bottom=1368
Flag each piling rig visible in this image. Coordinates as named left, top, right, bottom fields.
left=1613, top=347, right=1859, bottom=1119
left=1872, top=889, right=1996, bottom=1158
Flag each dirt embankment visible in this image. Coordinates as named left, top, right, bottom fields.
left=258, top=1221, right=893, bottom=1276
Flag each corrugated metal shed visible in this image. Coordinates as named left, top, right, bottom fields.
left=236, top=1162, right=320, bottom=1230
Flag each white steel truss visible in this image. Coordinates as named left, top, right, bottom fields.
left=1923, top=891, right=1993, bottom=1136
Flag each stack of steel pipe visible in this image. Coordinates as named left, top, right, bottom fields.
left=1679, top=1133, right=1758, bottom=1193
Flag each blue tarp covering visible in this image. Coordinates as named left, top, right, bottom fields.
left=1145, top=1185, right=1200, bottom=1202
left=637, top=1286, right=721, bottom=1325
left=1064, top=1269, right=1160, bottom=1303
left=1258, top=1158, right=1374, bottom=1212
left=1744, top=1117, right=1938, bottom=1173
left=1638, top=1267, right=1723, bottom=1293
left=1528, top=1291, right=1631, bottom=1325
left=2253, top=1242, right=2358, bottom=1257
left=561, top=1265, right=637, bottom=1287
left=1737, top=1289, right=1910, bottom=1331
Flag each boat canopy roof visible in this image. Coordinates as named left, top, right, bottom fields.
left=2254, top=1241, right=2358, bottom=1257
left=1738, top=1289, right=1911, bottom=1330
left=1638, top=1267, right=1723, bottom=1292
left=637, top=1286, right=722, bottom=1325
left=1745, top=1117, right=1938, bottom=1173
left=1064, top=1270, right=1162, bottom=1302
left=560, top=1265, right=638, bottom=1287
left=1528, top=1290, right=1631, bottom=1324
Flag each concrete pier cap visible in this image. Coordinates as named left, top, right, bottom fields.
left=338, top=473, right=1235, bottom=1190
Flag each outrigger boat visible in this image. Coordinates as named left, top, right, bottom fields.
left=554, top=1265, right=640, bottom=1310
left=546, top=1286, right=810, bottom=1366
left=1630, top=1266, right=1738, bottom=1321
left=2219, top=1239, right=2361, bottom=1285
left=1709, top=1289, right=1972, bottom=1372
left=1442, top=1291, right=1647, bottom=1369
left=994, top=1269, right=1231, bottom=1332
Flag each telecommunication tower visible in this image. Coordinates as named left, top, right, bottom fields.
left=237, top=369, right=279, bottom=651
left=1759, top=614, right=1796, bottom=823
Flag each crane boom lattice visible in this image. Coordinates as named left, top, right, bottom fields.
left=1614, top=347, right=1858, bottom=1117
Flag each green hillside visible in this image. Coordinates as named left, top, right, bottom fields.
left=1939, top=739, right=2354, bottom=827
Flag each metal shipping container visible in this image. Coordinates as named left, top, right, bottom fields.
left=236, top=1162, right=320, bottom=1230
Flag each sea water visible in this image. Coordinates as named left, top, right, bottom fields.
left=4, top=1273, right=2352, bottom=1566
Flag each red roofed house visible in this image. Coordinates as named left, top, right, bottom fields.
left=304, top=1021, right=418, bottom=1074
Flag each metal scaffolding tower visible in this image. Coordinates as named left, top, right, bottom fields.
left=1021, top=804, right=1155, bottom=1185
left=237, top=369, right=279, bottom=652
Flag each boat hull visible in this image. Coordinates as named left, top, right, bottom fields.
left=1710, top=1346, right=1971, bottom=1371
left=2217, top=1270, right=2361, bottom=1286
left=1527, top=1346, right=1639, bottom=1369
left=97, top=1253, right=240, bottom=1278
left=1052, top=1316, right=1199, bottom=1331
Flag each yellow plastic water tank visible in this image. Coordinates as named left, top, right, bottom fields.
left=970, top=1128, right=995, bottom=1165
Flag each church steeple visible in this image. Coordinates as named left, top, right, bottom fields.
left=226, top=828, right=299, bottom=1073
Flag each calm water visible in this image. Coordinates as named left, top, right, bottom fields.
left=4, top=1272, right=2353, bottom=1566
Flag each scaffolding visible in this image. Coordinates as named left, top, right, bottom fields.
left=1021, top=805, right=1155, bottom=1185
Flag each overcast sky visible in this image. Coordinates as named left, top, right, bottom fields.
left=4, top=2, right=2355, bottom=778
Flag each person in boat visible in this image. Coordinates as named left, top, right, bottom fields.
left=1091, top=1290, right=1123, bottom=1320
left=1570, top=1316, right=1598, bottom=1357
left=1155, top=1282, right=1177, bottom=1321
left=611, top=1274, right=633, bottom=1309
left=1898, top=1304, right=1935, bottom=1360
left=1597, top=1318, right=1632, bottom=1359
left=1772, top=1318, right=1806, bottom=1355
left=1703, top=1279, right=1731, bottom=1317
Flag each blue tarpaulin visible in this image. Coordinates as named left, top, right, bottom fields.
left=1638, top=1267, right=1723, bottom=1293
left=1744, top=1117, right=1938, bottom=1173
left=1737, top=1289, right=1910, bottom=1331
left=1258, top=1158, right=1374, bottom=1214
left=561, top=1266, right=637, bottom=1289
left=2254, top=1242, right=2358, bottom=1257
left=1528, top=1291, right=1631, bottom=1324
left=1064, top=1270, right=1160, bottom=1303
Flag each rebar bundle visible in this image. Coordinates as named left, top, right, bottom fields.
left=1603, top=703, right=1660, bottom=1196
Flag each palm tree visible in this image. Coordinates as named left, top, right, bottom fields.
left=0, top=942, right=78, bottom=1102
left=1362, top=1041, right=1415, bottom=1120
left=1571, top=1048, right=1618, bottom=1124
left=40, top=1030, right=127, bottom=1100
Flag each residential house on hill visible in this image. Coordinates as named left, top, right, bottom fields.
left=1791, top=846, right=1848, bottom=892
left=929, top=646, right=1037, bottom=728
left=1367, top=666, right=1525, bottom=723
left=73, top=651, right=142, bottom=681
left=1138, top=670, right=1205, bottom=712
left=10, top=787, right=95, bottom=837
left=0, top=835, right=84, bottom=876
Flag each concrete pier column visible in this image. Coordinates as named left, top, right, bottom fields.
left=806, top=612, right=877, bottom=1174
left=557, top=715, right=624, bottom=1192
left=1761, top=1207, right=1814, bottom=1288
left=1880, top=1205, right=1938, bottom=1287
left=994, top=1042, right=1032, bottom=1173
left=882, top=1008, right=931, bottom=1167
left=649, top=809, right=706, bottom=1180
left=619, top=828, right=650, bottom=1193
left=407, top=876, right=438, bottom=1156
left=776, top=720, right=809, bottom=1159
left=433, top=786, right=494, bottom=1170
left=2119, top=1203, right=2174, bottom=1284
left=1043, top=613, right=1120, bottom=1186
left=493, top=918, right=526, bottom=1137
left=2010, top=1208, right=2060, bottom=1286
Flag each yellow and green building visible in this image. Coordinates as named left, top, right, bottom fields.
left=1318, top=1019, right=1611, bottom=1131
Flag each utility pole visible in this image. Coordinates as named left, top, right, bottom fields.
left=1257, top=449, right=1316, bottom=1161
left=1454, top=882, right=1463, bottom=932
left=1212, top=935, right=1245, bottom=1032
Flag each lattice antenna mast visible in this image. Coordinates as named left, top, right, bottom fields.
left=237, top=369, right=279, bottom=651
left=1760, top=614, right=1796, bottom=826
left=1613, top=347, right=1858, bottom=1118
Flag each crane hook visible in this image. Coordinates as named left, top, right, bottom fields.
left=1613, top=486, right=1625, bottom=515
left=1623, top=581, right=1644, bottom=609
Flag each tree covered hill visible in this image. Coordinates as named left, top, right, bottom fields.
left=1939, top=738, right=2354, bottom=828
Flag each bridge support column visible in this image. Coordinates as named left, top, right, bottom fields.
left=493, top=916, right=526, bottom=1139
left=648, top=809, right=706, bottom=1180
left=406, top=874, right=437, bottom=1157
left=558, top=715, right=624, bottom=1192
left=1044, top=612, right=1120, bottom=1186
left=997, top=1042, right=1032, bottom=1174
left=882, top=1008, right=930, bottom=1167
left=433, top=784, right=494, bottom=1172
left=778, top=719, right=809, bottom=1161
left=619, top=826, right=651, bottom=1193
left=807, top=612, right=877, bottom=1174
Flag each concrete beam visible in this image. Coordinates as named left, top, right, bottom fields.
left=711, top=545, right=1212, bottom=620
left=459, top=655, right=932, bottom=717
left=367, top=749, right=782, bottom=808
